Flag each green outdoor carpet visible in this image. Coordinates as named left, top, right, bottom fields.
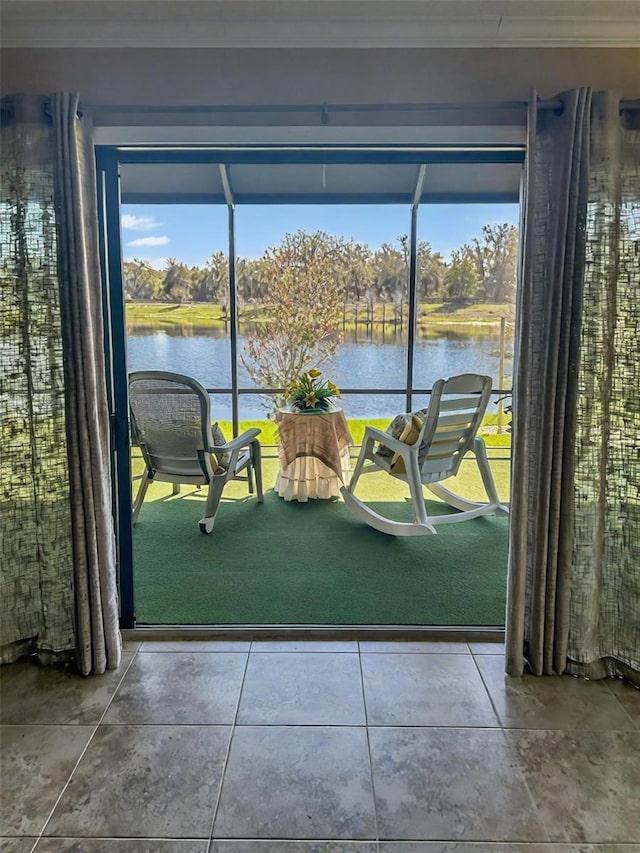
left=133, top=487, right=509, bottom=625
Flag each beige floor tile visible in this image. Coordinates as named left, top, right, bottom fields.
left=103, top=652, right=246, bottom=724
left=237, top=652, right=365, bottom=725
left=210, top=844, right=377, bottom=852
left=476, top=656, right=635, bottom=730
left=213, top=726, right=376, bottom=839
left=377, top=844, right=640, bottom=852
left=468, top=642, right=505, bottom=655
left=507, top=730, right=640, bottom=843
left=369, top=727, right=547, bottom=842
left=250, top=640, right=358, bottom=652
left=45, top=726, right=231, bottom=838
left=34, top=842, right=207, bottom=852
left=359, top=641, right=470, bottom=654
left=0, top=839, right=38, bottom=853
left=379, top=845, right=568, bottom=852
left=0, top=657, right=132, bottom=725
left=0, top=726, right=93, bottom=836
left=139, top=641, right=251, bottom=652
left=606, top=677, right=640, bottom=728
left=361, top=653, right=498, bottom=726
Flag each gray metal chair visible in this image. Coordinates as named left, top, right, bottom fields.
left=129, top=370, right=263, bottom=534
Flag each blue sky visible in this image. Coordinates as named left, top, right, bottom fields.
left=121, top=202, right=519, bottom=269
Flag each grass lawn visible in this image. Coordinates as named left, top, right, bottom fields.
left=234, top=417, right=512, bottom=449
left=125, top=300, right=515, bottom=331
left=131, top=425, right=511, bottom=506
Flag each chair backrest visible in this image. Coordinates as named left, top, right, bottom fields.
left=129, top=371, right=214, bottom=480
left=417, top=373, right=493, bottom=482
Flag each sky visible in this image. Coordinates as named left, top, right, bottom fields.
left=121, top=202, right=519, bottom=270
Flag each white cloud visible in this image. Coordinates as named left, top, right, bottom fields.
left=126, top=236, right=170, bottom=248
left=121, top=214, right=162, bottom=231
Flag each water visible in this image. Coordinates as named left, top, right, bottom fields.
left=126, top=326, right=513, bottom=419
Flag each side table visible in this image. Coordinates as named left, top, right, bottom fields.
left=275, top=407, right=353, bottom=502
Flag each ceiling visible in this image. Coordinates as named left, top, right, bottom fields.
left=2, top=0, right=639, bottom=48
left=118, top=159, right=523, bottom=205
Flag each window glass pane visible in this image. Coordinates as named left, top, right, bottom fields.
left=236, top=202, right=412, bottom=416
left=416, top=201, right=518, bottom=438
left=208, top=393, right=233, bottom=426
left=121, top=198, right=230, bottom=390
left=339, top=392, right=407, bottom=435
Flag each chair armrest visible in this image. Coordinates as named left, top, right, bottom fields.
left=210, top=428, right=261, bottom=454
left=363, top=425, right=416, bottom=455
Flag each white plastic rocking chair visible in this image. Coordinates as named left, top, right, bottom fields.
left=340, top=373, right=509, bottom=536
left=129, top=371, right=263, bottom=534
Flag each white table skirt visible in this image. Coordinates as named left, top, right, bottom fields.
left=275, top=446, right=352, bottom=502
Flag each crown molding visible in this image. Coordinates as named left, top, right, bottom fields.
left=2, top=0, right=640, bottom=48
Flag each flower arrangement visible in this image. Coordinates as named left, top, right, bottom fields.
left=285, top=369, right=341, bottom=413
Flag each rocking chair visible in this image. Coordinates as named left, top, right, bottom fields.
left=340, top=373, right=508, bottom=536
left=129, top=371, right=263, bottom=534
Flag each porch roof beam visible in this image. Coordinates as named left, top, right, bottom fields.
left=219, top=163, right=235, bottom=208
left=412, top=164, right=427, bottom=210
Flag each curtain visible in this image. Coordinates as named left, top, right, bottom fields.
left=1, top=95, right=76, bottom=665
left=0, top=93, right=121, bottom=675
left=506, top=89, right=640, bottom=686
left=567, top=94, right=640, bottom=686
left=51, top=94, right=121, bottom=675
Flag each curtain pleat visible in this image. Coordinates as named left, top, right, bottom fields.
left=504, top=92, right=537, bottom=677
left=51, top=93, right=121, bottom=675
left=506, top=89, right=591, bottom=676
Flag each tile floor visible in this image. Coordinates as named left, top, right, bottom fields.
left=1, top=639, right=639, bottom=852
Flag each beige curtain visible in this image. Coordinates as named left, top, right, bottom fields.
left=506, top=89, right=640, bottom=686
left=51, top=93, right=122, bottom=675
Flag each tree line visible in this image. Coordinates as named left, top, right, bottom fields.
left=122, top=223, right=519, bottom=308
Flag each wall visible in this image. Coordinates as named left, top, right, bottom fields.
left=2, top=48, right=639, bottom=105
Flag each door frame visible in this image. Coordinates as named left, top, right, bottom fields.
left=96, top=143, right=524, bottom=629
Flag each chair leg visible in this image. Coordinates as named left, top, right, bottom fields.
left=347, top=439, right=373, bottom=493
left=251, top=440, right=264, bottom=502
left=132, top=469, right=153, bottom=524
left=406, top=453, right=430, bottom=526
left=199, top=474, right=227, bottom=534
left=172, top=483, right=181, bottom=496
left=426, top=439, right=508, bottom=518
left=473, top=437, right=503, bottom=509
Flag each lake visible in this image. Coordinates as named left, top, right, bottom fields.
left=127, top=325, right=513, bottom=419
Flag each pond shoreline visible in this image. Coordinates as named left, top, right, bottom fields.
left=125, top=300, right=515, bottom=333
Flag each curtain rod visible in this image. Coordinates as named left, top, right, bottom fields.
left=3, top=97, right=639, bottom=119
left=85, top=98, right=640, bottom=116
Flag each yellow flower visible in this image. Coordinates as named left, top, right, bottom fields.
left=308, top=368, right=322, bottom=379
left=304, top=393, right=319, bottom=408
left=327, top=382, right=341, bottom=397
